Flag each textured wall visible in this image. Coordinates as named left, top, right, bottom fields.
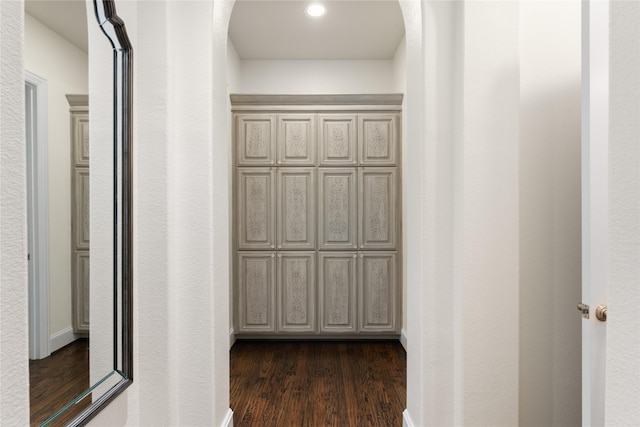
left=0, top=1, right=29, bottom=425
left=24, top=12, right=88, bottom=340
left=89, top=1, right=232, bottom=425
left=459, top=3, right=520, bottom=424
left=607, top=1, right=640, bottom=424
left=71, top=1, right=637, bottom=427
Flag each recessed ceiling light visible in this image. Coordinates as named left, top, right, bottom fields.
left=306, top=4, right=326, bottom=18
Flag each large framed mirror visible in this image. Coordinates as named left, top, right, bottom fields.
left=25, top=0, right=132, bottom=425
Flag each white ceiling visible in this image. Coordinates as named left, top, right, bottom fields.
left=23, top=1, right=406, bottom=60
left=24, top=0, right=89, bottom=53
left=229, top=0, right=405, bottom=60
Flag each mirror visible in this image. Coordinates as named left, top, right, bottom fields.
left=25, top=1, right=132, bottom=425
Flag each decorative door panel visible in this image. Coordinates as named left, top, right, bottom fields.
left=318, top=115, right=357, bottom=166
left=73, top=251, right=90, bottom=333
left=319, top=252, right=357, bottom=333
left=278, top=252, right=316, bottom=333
left=359, top=168, right=396, bottom=249
left=277, top=168, right=316, bottom=250
left=358, top=252, right=397, bottom=332
left=74, top=168, right=90, bottom=250
left=237, top=168, right=276, bottom=250
left=277, top=115, right=316, bottom=165
left=359, top=114, right=398, bottom=166
left=237, top=252, right=276, bottom=332
left=318, top=169, right=357, bottom=250
left=72, top=114, right=90, bottom=166
left=237, top=114, right=276, bottom=166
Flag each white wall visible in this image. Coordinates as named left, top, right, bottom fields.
left=458, top=2, right=520, bottom=423
left=227, top=38, right=242, bottom=93
left=86, top=0, right=115, bottom=392
left=392, top=36, right=407, bottom=335
left=24, top=12, right=88, bottom=343
left=241, top=59, right=395, bottom=94
left=518, top=1, right=582, bottom=425
left=607, top=1, right=640, bottom=423
left=0, top=1, right=30, bottom=424
left=406, top=2, right=582, bottom=426
left=392, top=36, right=406, bottom=93
left=89, top=1, right=233, bottom=425
left=226, top=36, right=241, bottom=347
left=0, top=1, right=619, bottom=427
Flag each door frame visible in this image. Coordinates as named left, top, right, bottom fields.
left=25, top=70, right=51, bottom=360
left=581, top=1, right=609, bottom=424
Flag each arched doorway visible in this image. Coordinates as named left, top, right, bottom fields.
left=212, top=0, right=427, bottom=423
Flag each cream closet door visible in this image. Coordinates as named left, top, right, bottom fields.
left=233, top=94, right=402, bottom=337
left=359, top=252, right=397, bottom=332
left=278, top=115, right=316, bottom=166
left=359, top=115, right=397, bottom=166
left=278, top=251, right=316, bottom=333
left=68, top=95, right=90, bottom=334
left=318, top=115, right=357, bottom=166
left=318, top=168, right=357, bottom=250
left=318, top=252, right=357, bottom=333
left=238, top=252, right=276, bottom=332
left=359, top=168, right=396, bottom=250
left=237, top=168, right=276, bottom=250
left=277, top=168, right=316, bottom=250
left=237, top=114, right=276, bottom=166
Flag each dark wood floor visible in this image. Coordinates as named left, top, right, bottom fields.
left=230, top=340, right=406, bottom=427
left=29, top=338, right=90, bottom=426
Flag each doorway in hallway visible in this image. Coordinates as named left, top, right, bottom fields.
left=230, top=340, right=406, bottom=426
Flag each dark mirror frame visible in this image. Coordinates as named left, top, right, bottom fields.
left=40, top=1, right=133, bottom=425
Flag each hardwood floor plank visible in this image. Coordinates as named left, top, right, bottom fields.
left=230, top=340, right=406, bottom=427
left=29, top=338, right=90, bottom=426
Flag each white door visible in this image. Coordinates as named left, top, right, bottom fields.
left=25, top=74, right=51, bottom=360
left=581, top=2, right=609, bottom=425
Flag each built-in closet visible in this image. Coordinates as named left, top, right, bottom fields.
left=232, top=94, right=402, bottom=338
left=67, top=94, right=90, bottom=333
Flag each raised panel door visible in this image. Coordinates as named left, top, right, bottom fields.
left=278, top=252, right=316, bottom=333
left=319, top=252, right=357, bottom=333
left=237, top=114, right=276, bottom=166
left=318, top=115, right=357, bottom=166
left=359, top=168, right=396, bottom=249
left=359, top=114, right=398, bottom=166
left=73, top=251, right=90, bottom=333
left=73, top=168, right=90, bottom=250
left=358, top=252, right=397, bottom=332
left=238, top=168, right=276, bottom=250
left=72, top=114, right=90, bottom=166
left=277, top=168, right=316, bottom=250
left=237, top=252, right=276, bottom=332
left=277, top=115, right=316, bottom=166
left=318, top=168, right=357, bottom=250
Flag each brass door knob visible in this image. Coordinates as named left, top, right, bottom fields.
left=595, top=305, right=607, bottom=322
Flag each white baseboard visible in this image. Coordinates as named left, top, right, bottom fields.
left=50, top=327, right=83, bottom=353
left=221, top=408, right=234, bottom=427
left=403, top=409, right=415, bottom=427
left=400, top=328, right=408, bottom=351
left=229, top=328, right=236, bottom=349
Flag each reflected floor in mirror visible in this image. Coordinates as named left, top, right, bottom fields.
left=29, top=338, right=90, bottom=426
left=230, top=340, right=406, bottom=427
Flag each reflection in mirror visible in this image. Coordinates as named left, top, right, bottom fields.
left=24, top=0, right=133, bottom=425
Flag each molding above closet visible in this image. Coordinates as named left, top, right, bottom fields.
left=231, top=93, right=403, bottom=112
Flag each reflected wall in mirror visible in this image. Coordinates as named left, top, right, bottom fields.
left=24, top=1, right=133, bottom=425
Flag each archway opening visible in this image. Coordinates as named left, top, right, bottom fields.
left=223, top=1, right=419, bottom=424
